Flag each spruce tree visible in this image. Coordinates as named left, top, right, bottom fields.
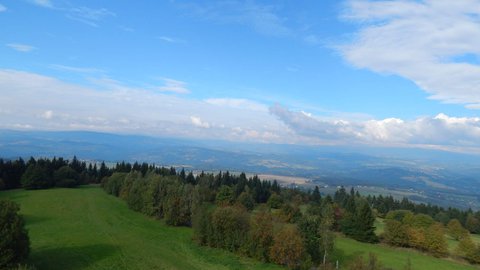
left=354, top=200, right=378, bottom=243
left=311, top=186, right=321, bottom=204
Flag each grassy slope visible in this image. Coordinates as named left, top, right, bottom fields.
left=0, top=186, right=281, bottom=270
left=334, top=237, right=477, bottom=270
left=1, top=186, right=478, bottom=270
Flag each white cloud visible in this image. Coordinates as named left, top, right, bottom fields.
left=157, top=78, right=190, bottom=94
left=41, top=110, right=53, bottom=119
left=0, top=4, right=7, bottom=12
left=4, top=68, right=480, bottom=153
left=271, top=104, right=480, bottom=149
left=0, top=69, right=286, bottom=143
left=340, top=0, right=480, bottom=108
left=204, top=98, right=268, bottom=112
left=190, top=116, right=210, bottom=128
left=6, top=43, right=35, bottom=52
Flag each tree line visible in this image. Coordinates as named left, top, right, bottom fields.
left=365, top=193, right=480, bottom=234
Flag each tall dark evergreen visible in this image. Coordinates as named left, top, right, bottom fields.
left=311, top=186, right=321, bottom=204
left=354, top=200, right=378, bottom=243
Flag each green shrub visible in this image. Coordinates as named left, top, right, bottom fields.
left=0, top=200, right=30, bottom=268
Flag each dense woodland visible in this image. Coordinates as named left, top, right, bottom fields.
left=2, top=156, right=480, bottom=269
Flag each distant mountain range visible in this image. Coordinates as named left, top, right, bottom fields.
left=1, top=129, right=480, bottom=209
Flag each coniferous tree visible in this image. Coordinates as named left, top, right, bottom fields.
left=354, top=200, right=378, bottom=243
left=311, top=186, right=321, bottom=204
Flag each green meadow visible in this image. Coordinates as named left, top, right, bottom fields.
left=1, top=186, right=478, bottom=269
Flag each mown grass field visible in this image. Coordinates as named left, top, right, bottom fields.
left=1, top=186, right=479, bottom=269
left=0, top=186, right=281, bottom=270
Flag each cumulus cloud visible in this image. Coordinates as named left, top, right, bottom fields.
left=190, top=116, right=210, bottom=128
left=270, top=104, right=480, bottom=149
left=41, top=110, right=54, bottom=119
left=6, top=43, right=35, bottom=52
left=340, top=0, right=480, bottom=108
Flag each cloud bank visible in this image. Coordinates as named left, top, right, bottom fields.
left=270, top=104, right=480, bottom=151
left=340, top=0, right=480, bottom=108
left=0, top=69, right=287, bottom=143
left=2, top=69, right=480, bottom=153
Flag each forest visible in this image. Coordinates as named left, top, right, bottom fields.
left=2, top=157, right=480, bottom=269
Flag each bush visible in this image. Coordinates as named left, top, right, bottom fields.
left=21, top=164, right=51, bottom=189
left=267, top=193, right=283, bottom=209
left=269, top=225, right=305, bottom=269
left=53, top=166, right=79, bottom=187
left=210, top=206, right=249, bottom=252
left=0, top=200, right=30, bottom=268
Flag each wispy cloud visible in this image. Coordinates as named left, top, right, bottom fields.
left=157, top=36, right=185, bottom=44
left=50, top=64, right=104, bottom=74
left=0, top=4, right=7, bottom=12
left=339, top=0, right=480, bottom=109
left=31, top=0, right=53, bottom=8
left=179, top=1, right=292, bottom=37
left=6, top=43, right=35, bottom=52
left=304, top=34, right=322, bottom=45
left=66, top=7, right=115, bottom=27
left=156, top=78, right=190, bottom=94
left=28, top=0, right=114, bottom=27
left=119, top=25, right=134, bottom=32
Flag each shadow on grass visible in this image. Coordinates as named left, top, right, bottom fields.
left=30, top=244, right=118, bottom=270
left=22, top=214, right=49, bottom=225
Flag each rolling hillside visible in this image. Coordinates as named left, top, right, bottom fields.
left=1, top=186, right=479, bottom=269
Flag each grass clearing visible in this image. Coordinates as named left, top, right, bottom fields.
left=0, top=186, right=281, bottom=270
left=333, top=236, right=477, bottom=270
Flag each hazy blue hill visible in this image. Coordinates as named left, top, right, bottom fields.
left=2, top=129, right=480, bottom=209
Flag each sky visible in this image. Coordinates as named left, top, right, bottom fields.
left=1, top=0, right=480, bottom=153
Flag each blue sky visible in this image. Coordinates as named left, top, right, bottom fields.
left=1, top=0, right=480, bottom=153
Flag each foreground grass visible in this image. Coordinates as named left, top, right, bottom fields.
left=1, top=186, right=478, bottom=270
left=0, top=186, right=281, bottom=270
left=333, top=236, right=477, bottom=270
